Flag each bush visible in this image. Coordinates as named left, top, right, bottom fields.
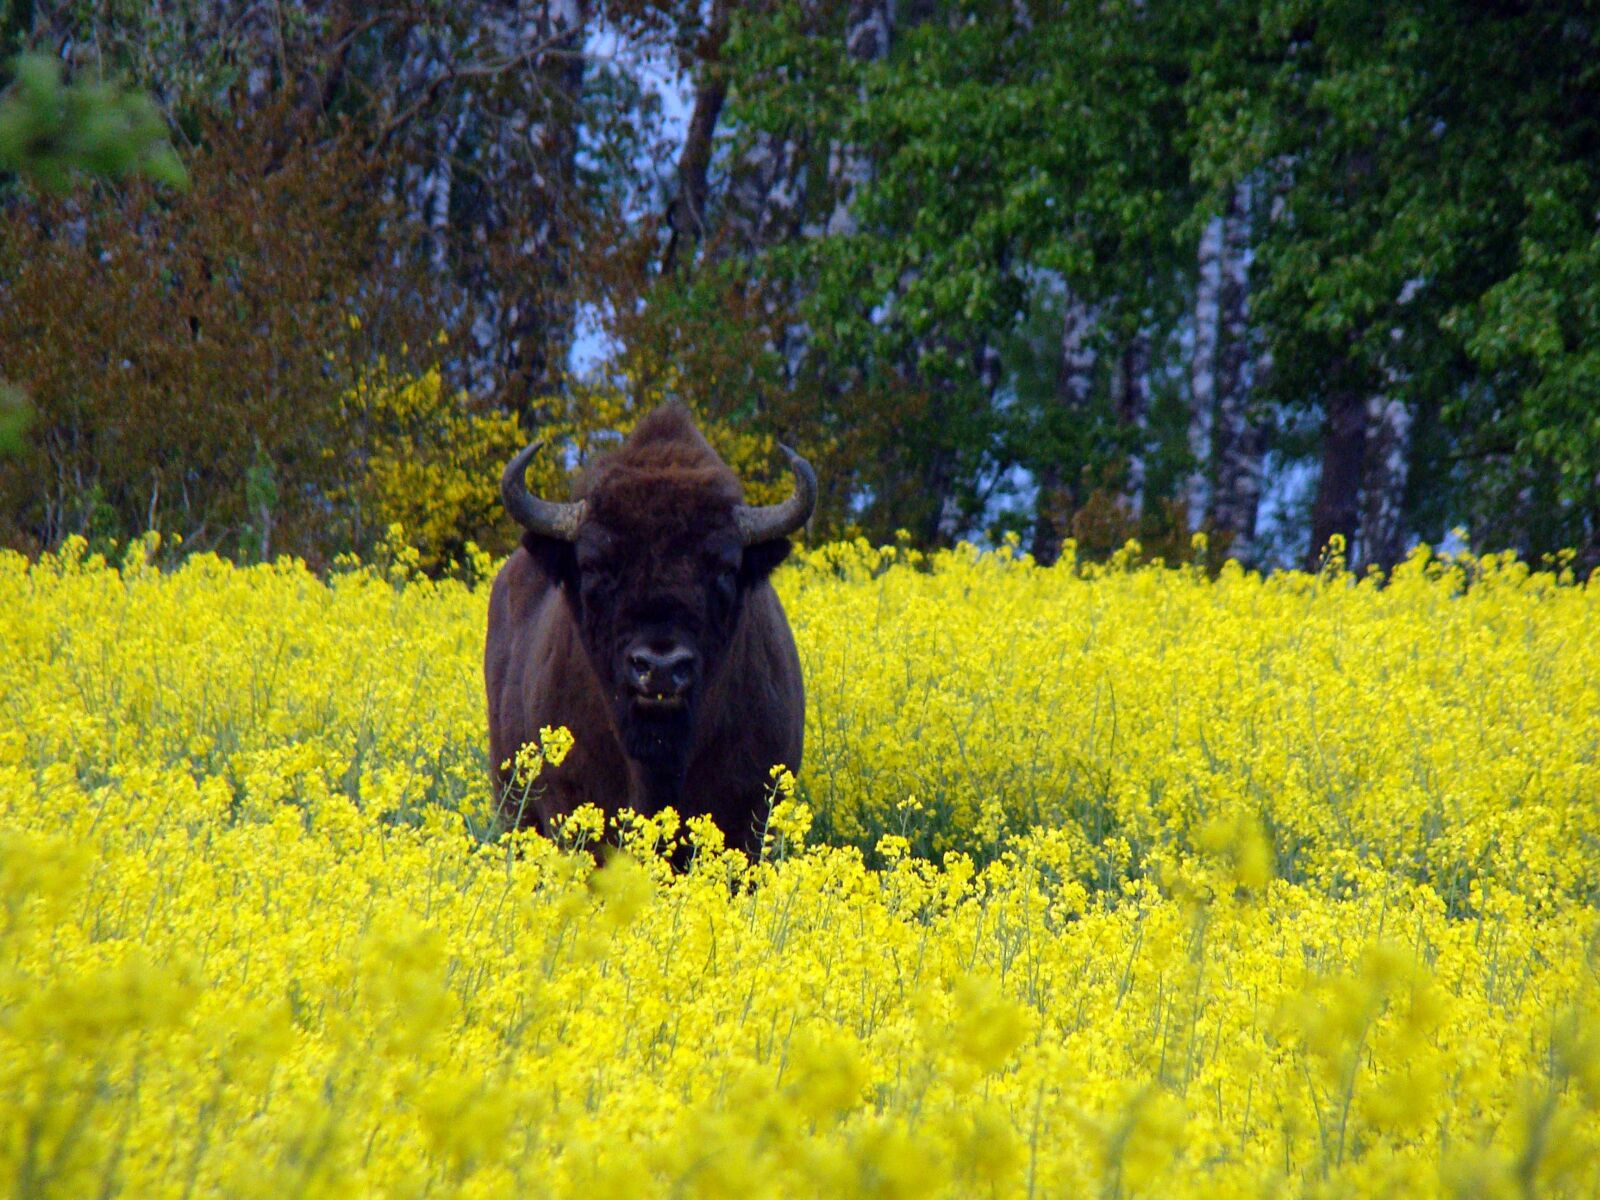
left=0, top=114, right=436, bottom=563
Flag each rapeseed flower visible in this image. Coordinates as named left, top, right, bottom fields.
left=0, top=539, right=1595, bottom=1196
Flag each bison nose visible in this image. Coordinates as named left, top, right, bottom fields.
left=625, top=645, right=697, bottom=697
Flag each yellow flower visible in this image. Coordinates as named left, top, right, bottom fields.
left=786, top=1029, right=869, bottom=1119
left=588, top=850, right=652, bottom=930
left=416, top=1068, right=514, bottom=1170
left=0, top=537, right=1596, bottom=1198
left=949, top=975, right=1031, bottom=1073
left=1196, top=811, right=1275, bottom=893
left=539, top=724, right=575, bottom=768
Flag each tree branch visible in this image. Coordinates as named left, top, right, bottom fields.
left=374, top=29, right=591, bottom=151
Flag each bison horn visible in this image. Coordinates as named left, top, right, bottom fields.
left=734, top=444, right=817, bottom=544
left=501, top=440, right=586, bottom=540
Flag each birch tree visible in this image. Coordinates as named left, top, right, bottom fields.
left=1187, top=213, right=1222, bottom=531
left=1208, top=181, right=1262, bottom=560
left=1359, top=388, right=1411, bottom=570
left=1116, top=329, right=1150, bottom=522
left=1029, top=292, right=1097, bottom=564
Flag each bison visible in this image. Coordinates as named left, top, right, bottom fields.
left=484, top=404, right=814, bottom=854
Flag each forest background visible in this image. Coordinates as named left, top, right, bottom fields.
left=2, top=0, right=1599, bottom=577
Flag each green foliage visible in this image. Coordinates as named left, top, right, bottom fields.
left=1186, top=1, right=1600, bottom=554
left=725, top=1, right=1198, bottom=541
left=1450, top=163, right=1600, bottom=547
left=0, top=52, right=186, bottom=192
left=714, top=0, right=1600, bottom=561
left=0, top=382, right=30, bottom=456
left=5, top=0, right=1600, bottom=566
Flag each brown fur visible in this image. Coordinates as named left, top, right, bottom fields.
left=484, top=405, right=804, bottom=854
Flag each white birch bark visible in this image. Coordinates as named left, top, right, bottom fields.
left=1358, top=382, right=1411, bottom=570
left=721, top=0, right=894, bottom=396
left=1209, top=180, right=1264, bottom=559
left=825, top=1, right=893, bottom=238
left=1118, top=330, right=1149, bottom=520
left=1061, top=293, right=1098, bottom=414
left=1031, top=290, right=1097, bottom=563
left=1188, top=213, right=1224, bottom=530
left=414, top=104, right=468, bottom=276
left=724, top=131, right=806, bottom=253
left=482, top=0, right=589, bottom=409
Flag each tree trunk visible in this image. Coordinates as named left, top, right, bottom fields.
left=497, top=0, right=589, bottom=420
left=718, top=3, right=891, bottom=388
left=1359, top=393, right=1412, bottom=571
left=825, top=1, right=893, bottom=238
left=662, top=1, right=730, bottom=274
left=1032, top=290, right=1097, bottom=565
left=419, top=105, right=469, bottom=276
left=1308, top=382, right=1367, bottom=570
left=1188, top=213, right=1224, bottom=530
left=1581, top=488, right=1600, bottom=580
left=1030, top=461, right=1063, bottom=563
left=1118, top=330, right=1149, bottom=521
left=1208, top=181, right=1263, bottom=561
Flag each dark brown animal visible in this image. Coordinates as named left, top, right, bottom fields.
left=484, top=404, right=814, bottom=853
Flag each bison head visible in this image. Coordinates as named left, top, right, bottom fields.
left=500, top=407, right=814, bottom=784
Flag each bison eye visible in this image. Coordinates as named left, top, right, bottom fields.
left=713, top=568, right=737, bottom=605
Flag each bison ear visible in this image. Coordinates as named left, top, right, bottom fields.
left=739, top=537, right=792, bottom=585
left=522, top=532, right=579, bottom=594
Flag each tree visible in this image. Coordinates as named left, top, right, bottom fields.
left=1208, top=181, right=1264, bottom=560
left=0, top=51, right=189, bottom=457
left=8, top=0, right=1600, bottom=569
left=0, top=121, right=436, bottom=558
left=722, top=0, right=1199, bottom=548
left=1187, top=1, right=1600, bottom=569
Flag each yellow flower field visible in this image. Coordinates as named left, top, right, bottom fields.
left=1, top=535, right=1597, bottom=1197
